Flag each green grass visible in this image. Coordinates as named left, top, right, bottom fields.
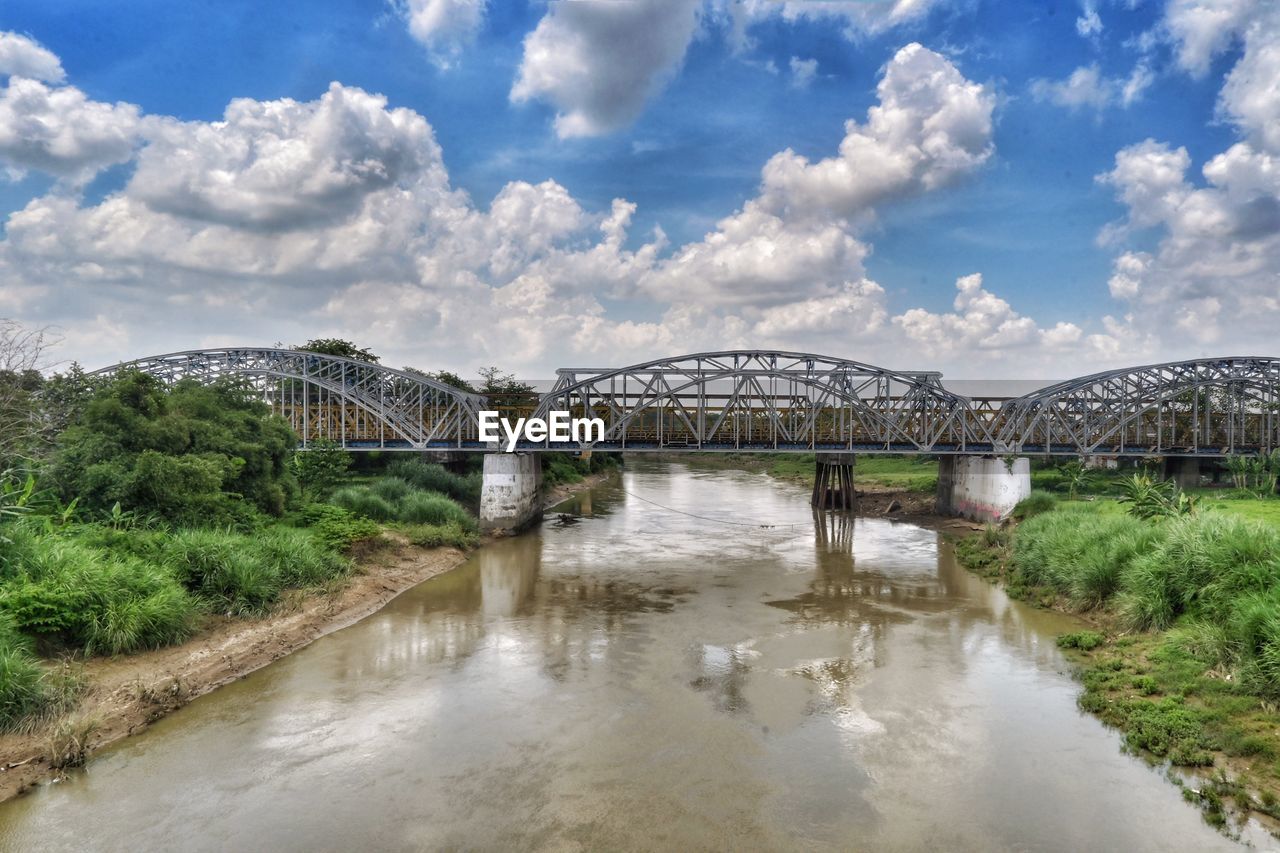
left=761, top=454, right=937, bottom=492
left=1012, top=490, right=1058, bottom=519
left=386, top=460, right=482, bottom=504
left=1, top=535, right=199, bottom=652
left=399, top=522, right=479, bottom=549
left=327, top=477, right=477, bottom=533
left=1200, top=497, right=1280, bottom=526
left=163, top=529, right=282, bottom=616
left=954, top=495, right=1280, bottom=820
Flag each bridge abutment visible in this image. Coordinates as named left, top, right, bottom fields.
left=812, top=453, right=857, bottom=511
left=480, top=454, right=543, bottom=531
left=1162, top=456, right=1202, bottom=490
left=936, top=456, right=1030, bottom=523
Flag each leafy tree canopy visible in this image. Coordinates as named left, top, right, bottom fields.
left=296, top=338, right=379, bottom=363
left=477, top=366, right=535, bottom=397
left=51, top=371, right=299, bottom=527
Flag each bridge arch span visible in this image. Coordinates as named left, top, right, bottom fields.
left=91, top=348, right=486, bottom=449
left=997, top=356, right=1280, bottom=455
left=530, top=350, right=993, bottom=453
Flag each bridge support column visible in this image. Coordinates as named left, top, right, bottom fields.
left=812, top=453, right=857, bottom=511
left=1162, top=456, right=1201, bottom=491
left=480, top=454, right=542, bottom=531
left=936, top=456, right=1030, bottom=523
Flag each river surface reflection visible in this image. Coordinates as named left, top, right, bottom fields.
left=0, top=459, right=1254, bottom=851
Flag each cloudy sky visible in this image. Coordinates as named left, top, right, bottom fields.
left=0, top=0, right=1276, bottom=378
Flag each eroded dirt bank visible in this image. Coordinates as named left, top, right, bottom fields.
left=0, top=538, right=470, bottom=803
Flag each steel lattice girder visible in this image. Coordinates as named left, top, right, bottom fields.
left=996, top=356, right=1280, bottom=455
left=90, top=348, right=487, bottom=449
left=529, top=351, right=994, bottom=452
left=90, top=348, right=1280, bottom=456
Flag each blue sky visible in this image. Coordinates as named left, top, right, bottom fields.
left=0, top=0, right=1274, bottom=376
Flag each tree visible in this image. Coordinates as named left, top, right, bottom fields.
left=477, top=366, right=534, bottom=396
left=293, top=438, right=351, bottom=496
left=51, top=371, right=299, bottom=527
left=0, top=320, right=54, bottom=468
left=296, top=338, right=379, bottom=363
left=401, top=366, right=475, bottom=393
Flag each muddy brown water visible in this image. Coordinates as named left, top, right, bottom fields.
left=0, top=460, right=1264, bottom=851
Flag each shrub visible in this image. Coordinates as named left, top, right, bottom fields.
left=293, top=438, right=350, bottom=496
left=300, top=504, right=382, bottom=552
left=1013, top=491, right=1058, bottom=519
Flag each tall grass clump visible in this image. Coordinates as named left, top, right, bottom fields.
left=1011, top=504, right=1155, bottom=602
left=253, top=526, right=349, bottom=587
left=1117, top=514, right=1280, bottom=630
left=369, top=477, right=412, bottom=504
left=329, top=487, right=398, bottom=522
left=163, top=529, right=281, bottom=616
left=1, top=538, right=197, bottom=653
left=325, top=478, right=477, bottom=535
left=385, top=460, right=481, bottom=504
left=1012, top=491, right=1058, bottom=520
left=0, top=612, right=47, bottom=730
left=397, top=491, right=476, bottom=529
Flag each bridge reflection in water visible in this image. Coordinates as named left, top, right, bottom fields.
left=92, top=348, right=1280, bottom=458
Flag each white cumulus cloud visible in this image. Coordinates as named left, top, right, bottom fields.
left=0, top=77, right=141, bottom=183
left=511, top=0, right=703, bottom=138
left=0, top=32, right=64, bottom=83
left=398, top=0, right=486, bottom=66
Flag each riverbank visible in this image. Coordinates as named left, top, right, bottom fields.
left=654, top=452, right=946, bottom=523
left=0, top=466, right=615, bottom=803
left=953, top=506, right=1280, bottom=834
left=0, top=537, right=470, bottom=802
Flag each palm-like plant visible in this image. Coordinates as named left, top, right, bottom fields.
left=1060, top=460, right=1094, bottom=500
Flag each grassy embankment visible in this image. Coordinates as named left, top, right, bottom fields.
left=714, top=453, right=940, bottom=492
left=955, top=487, right=1280, bottom=828
left=0, top=367, right=497, bottom=758
left=0, top=458, right=485, bottom=752
left=1, top=449, right=618, bottom=747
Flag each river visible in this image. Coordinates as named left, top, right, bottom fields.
left=0, top=459, right=1259, bottom=851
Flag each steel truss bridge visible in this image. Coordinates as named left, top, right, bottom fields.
left=91, top=349, right=1280, bottom=458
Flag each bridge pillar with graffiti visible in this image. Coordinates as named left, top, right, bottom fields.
left=936, top=456, right=1031, bottom=524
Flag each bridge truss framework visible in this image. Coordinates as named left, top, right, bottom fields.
left=91, top=350, right=1280, bottom=457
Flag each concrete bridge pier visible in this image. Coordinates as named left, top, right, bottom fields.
left=936, top=456, right=1031, bottom=523
left=812, top=453, right=857, bottom=511
left=480, top=454, right=543, bottom=531
left=1163, top=456, right=1202, bottom=491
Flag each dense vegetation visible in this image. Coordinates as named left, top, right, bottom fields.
left=956, top=485, right=1280, bottom=823
left=0, top=338, right=567, bottom=737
